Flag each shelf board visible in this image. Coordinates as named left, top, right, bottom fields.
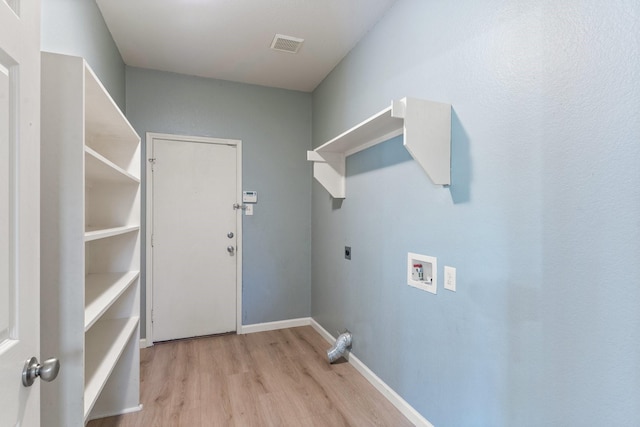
left=85, top=225, right=140, bottom=242
left=85, top=147, right=140, bottom=184
left=84, top=317, right=139, bottom=421
left=84, top=65, right=139, bottom=146
left=85, top=272, right=140, bottom=331
left=315, top=105, right=403, bottom=156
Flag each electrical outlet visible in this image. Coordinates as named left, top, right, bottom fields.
left=444, top=266, right=456, bottom=292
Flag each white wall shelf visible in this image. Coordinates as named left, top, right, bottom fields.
left=41, top=52, right=141, bottom=426
left=307, top=97, right=451, bottom=198
left=84, top=317, right=139, bottom=421
left=85, top=225, right=140, bottom=242
left=84, top=65, right=140, bottom=177
left=85, top=271, right=140, bottom=331
left=85, top=146, right=141, bottom=184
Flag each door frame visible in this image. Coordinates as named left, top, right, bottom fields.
left=145, top=132, right=242, bottom=344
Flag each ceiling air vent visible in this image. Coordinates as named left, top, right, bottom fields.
left=270, top=34, right=304, bottom=54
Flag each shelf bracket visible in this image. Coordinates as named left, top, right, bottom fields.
left=306, top=151, right=346, bottom=199
left=394, top=98, right=451, bottom=186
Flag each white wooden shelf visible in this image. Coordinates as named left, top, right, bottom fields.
left=84, top=65, right=140, bottom=178
left=84, top=317, right=139, bottom=421
left=307, top=97, right=451, bottom=198
left=85, top=271, right=140, bottom=331
left=85, top=225, right=140, bottom=242
left=41, top=52, right=141, bottom=425
left=85, top=146, right=140, bottom=184
left=84, top=65, right=139, bottom=149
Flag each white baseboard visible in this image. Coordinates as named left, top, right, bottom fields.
left=240, top=317, right=312, bottom=334
left=139, top=338, right=152, bottom=348
left=310, top=319, right=434, bottom=427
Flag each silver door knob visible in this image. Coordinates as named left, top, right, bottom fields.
left=227, top=232, right=234, bottom=238
left=227, top=245, right=235, bottom=254
left=22, top=356, right=60, bottom=387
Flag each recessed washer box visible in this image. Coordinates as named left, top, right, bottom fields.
left=407, top=252, right=437, bottom=294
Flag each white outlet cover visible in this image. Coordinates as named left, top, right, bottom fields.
left=444, top=266, right=456, bottom=292
left=407, top=252, right=437, bottom=294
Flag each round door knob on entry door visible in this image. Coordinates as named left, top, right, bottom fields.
left=22, top=357, right=60, bottom=387
left=227, top=232, right=234, bottom=238
left=227, top=246, right=235, bottom=254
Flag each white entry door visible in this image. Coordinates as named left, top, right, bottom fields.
left=0, top=0, right=42, bottom=426
left=149, top=135, right=241, bottom=342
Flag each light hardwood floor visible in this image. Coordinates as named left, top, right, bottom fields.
left=87, top=326, right=413, bottom=427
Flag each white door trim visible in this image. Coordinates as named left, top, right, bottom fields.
left=145, top=132, right=242, bottom=344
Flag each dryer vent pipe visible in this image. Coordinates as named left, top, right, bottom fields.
left=327, top=330, right=352, bottom=364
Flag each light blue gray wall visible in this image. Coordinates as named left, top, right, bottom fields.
left=41, top=0, right=125, bottom=109
left=126, top=67, right=312, bottom=332
left=311, top=0, right=640, bottom=425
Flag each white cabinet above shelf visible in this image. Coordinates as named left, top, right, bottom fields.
left=307, top=97, right=451, bottom=198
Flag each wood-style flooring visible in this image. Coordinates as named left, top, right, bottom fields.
left=87, top=326, right=413, bottom=427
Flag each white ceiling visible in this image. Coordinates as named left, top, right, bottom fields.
left=96, top=0, right=398, bottom=93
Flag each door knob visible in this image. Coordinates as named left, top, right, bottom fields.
left=227, top=232, right=234, bottom=238
left=22, top=357, right=60, bottom=387
left=227, top=245, right=235, bottom=254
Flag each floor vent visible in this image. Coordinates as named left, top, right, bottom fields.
left=270, top=34, right=304, bottom=54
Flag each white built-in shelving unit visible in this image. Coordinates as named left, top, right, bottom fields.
left=307, top=97, right=452, bottom=198
left=40, top=52, right=141, bottom=425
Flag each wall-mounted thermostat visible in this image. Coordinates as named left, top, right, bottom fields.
left=242, top=191, right=258, bottom=203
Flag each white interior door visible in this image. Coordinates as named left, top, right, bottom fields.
left=0, top=0, right=42, bottom=425
left=150, top=135, right=240, bottom=342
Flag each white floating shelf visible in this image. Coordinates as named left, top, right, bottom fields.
left=84, top=317, right=139, bottom=421
left=307, top=97, right=451, bottom=198
left=84, top=225, right=140, bottom=242
left=84, top=271, right=140, bottom=331
left=85, top=147, right=140, bottom=184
